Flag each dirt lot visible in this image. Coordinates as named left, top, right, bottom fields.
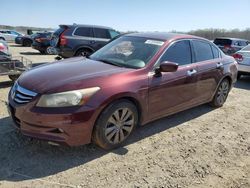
left=0, top=44, right=249, bottom=188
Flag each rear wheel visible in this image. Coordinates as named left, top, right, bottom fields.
left=23, top=39, right=32, bottom=47
left=210, top=79, right=230, bottom=107
left=93, top=100, right=138, bottom=150
left=75, top=48, right=92, bottom=57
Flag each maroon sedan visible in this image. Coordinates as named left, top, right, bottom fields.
left=8, top=32, right=238, bottom=149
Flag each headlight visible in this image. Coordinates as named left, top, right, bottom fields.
left=36, top=87, right=100, bottom=107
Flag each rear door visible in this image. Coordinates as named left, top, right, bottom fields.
left=192, top=40, right=224, bottom=103
left=93, top=28, right=111, bottom=50
left=148, top=40, right=198, bottom=120
left=72, top=27, right=94, bottom=48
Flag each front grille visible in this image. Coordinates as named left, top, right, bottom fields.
left=11, top=83, right=38, bottom=104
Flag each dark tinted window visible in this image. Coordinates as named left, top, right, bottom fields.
left=93, top=28, right=110, bottom=39
left=214, top=39, right=232, bottom=46
left=239, top=41, right=247, bottom=46
left=193, top=40, right=213, bottom=62
left=211, top=45, right=220, bottom=59
left=74, top=27, right=93, bottom=37
left=160, top=40, right=192, bottom=65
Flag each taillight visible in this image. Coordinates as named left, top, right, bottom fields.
left=59, top=29, right=68, bottom=46
left=0, top=43, right=7, bottom=53
left=233, top=53, right=243, bottom=63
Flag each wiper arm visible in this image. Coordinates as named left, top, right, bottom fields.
left=96, top=59, right=123, bottom=67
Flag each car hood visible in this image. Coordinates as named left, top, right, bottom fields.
left=18, top=57, right=132, bottom=94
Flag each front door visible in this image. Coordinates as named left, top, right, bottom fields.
left=148, top=40, right=198, bottom=120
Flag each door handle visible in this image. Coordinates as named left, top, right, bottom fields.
left=216, top=62, right=223, bottom=69
left=90, top=41, right=95, bottom=44
left=187, top=69, right=197, bottom=76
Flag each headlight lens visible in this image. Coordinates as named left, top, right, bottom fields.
left=36, top=87, right=100, bottom=107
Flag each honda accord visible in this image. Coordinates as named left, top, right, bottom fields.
left=8, top=32, right=238, bottom=149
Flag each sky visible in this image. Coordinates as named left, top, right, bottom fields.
left=1, top=0, right=250, bottom=32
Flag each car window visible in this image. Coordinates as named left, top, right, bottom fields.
left=109, top=30, right=120, bottom=38
left=159, top=40, right=192, bottom=66
left=239, top=41, right=247, bottom=46
left=93, top=28, right=110, bottom=39
left=74, top=27, right=93, bottom=37
left=211, top=45, right=220, bottom=59
left=214, top=39, right=232, bottom=46
left=193, top=40, right=214, bottom=62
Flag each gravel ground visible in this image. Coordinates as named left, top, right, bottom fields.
left=0, top=44, right=249, bottom=188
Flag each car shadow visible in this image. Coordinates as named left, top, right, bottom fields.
left=9, top=44, right=26, bottom=47
left=0, top=80, right=13, bottom=89
left=234, top=76, right=250, bottom=90
left=20, top=52, right=42, bottom=55
left=0, top=104, right=214, bottom=182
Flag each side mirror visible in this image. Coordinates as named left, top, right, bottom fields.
left=154, top=61, right=178, bottom=77
left=156, top=61, right=178, bottom=73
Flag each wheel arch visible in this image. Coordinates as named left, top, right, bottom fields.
left=211, top=74, right=233, bottom=101
left=74, top=46, right=95, bottom=56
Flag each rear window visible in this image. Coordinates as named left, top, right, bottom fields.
left=54, top=27, right=66, bottom=36
left=74, top=27, right=93, bottom=37
left=93, top=28, right=110, bottom=39
left=214, top=39, right=232, bottom=46
left=193, top=40, right=214, bottom=62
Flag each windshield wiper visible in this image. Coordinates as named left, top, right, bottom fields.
left=96, top=59, right=123, bottom=67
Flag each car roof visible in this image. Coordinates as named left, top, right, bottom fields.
left=125, top=32, right=203, bottom=41
left=215, top=37, right=249, bottom=41
left=59, top=24, right=113, bottom=30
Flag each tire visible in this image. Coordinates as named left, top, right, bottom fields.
left=75, top=48, right=92, bottom=57
left=237, top=73, right=242, bottom=80
left=210, top=79, right=230, bottom=107
left=39, top=50, right=46, bottom=55
left=93, top=100, right=138, bottom=150
left=23, top=39, right=32, bottom=47
left=9, top=75, right=20, bottom=82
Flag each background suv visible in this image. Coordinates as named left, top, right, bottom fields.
left=50, top=24, right=120, bottom=58
left=214, top=37, right=249, bottom=55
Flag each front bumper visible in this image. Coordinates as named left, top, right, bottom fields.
left=7, top=94, right=98, bottom=146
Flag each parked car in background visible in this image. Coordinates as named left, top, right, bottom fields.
left=50, top=24, right=120, bottom=58
left=32, top=32, right=53, bottom=54
left=233, top=44, right=250, bottom=79
left=214, top=37, right=249, bottom=55
left=0, top=40, right=11, bottom=59
left=8, top=32, right=237, bottom=149
left=15, top=34, right=34, bottom=47
left=0, top=30, right=23, bottom=41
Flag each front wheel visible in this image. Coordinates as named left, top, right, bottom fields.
left=210, top=79, right=230, bottom=107
left=9, top=75, right=20, bottom=82
left=93, top=100, right=138, bottom=150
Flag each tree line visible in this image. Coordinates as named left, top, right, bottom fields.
left=187, top=28, right=250, bottom=41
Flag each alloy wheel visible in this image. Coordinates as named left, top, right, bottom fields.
left=216, top=80, right=229, bottom=105
left=105, top=108, right=135, bottom=144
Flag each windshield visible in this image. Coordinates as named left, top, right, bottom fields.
left=90, top=36, right=164, bottom=69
